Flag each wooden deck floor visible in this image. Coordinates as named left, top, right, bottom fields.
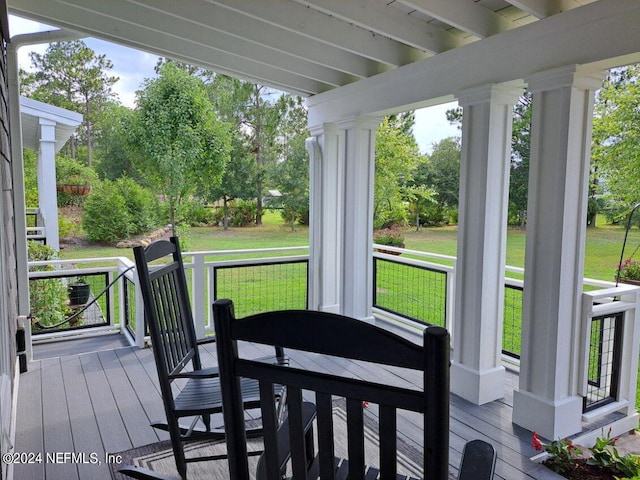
left=14, top=333, right=561, bottom=480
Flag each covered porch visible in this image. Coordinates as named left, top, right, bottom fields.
left=15, top=329, right=552, bottom=480
left=4, top=1, right=640, bottom=477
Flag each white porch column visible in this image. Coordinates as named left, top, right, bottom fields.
left=307, top=123, right=343, bottom=313
left=37, top=119, right=60, bottom=251
left=338, top=116, right=381, bottom=320
left=451, top=83, right=523, bottom=405
left=513, top=65, right=605, bottom=440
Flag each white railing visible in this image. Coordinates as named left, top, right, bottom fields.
left=578, top=283, right=640, bottom=441
left=182, top=246, right=309, bottom=339
left=27, top=246, right=310, bottom=350
left=26, top=256, right=137, bottom=359
left=24, top=243, right=640, bottom=445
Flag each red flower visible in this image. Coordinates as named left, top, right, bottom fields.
left=362, top=401, right=369, bottom=408
left=531, top=432, right=543, bottom=451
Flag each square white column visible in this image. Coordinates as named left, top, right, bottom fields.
left=37, top=119, right=60, bottom=252
left=307, top=123, right=343, bottom=313
left=512, top=65, right=605, bottom=440
left=338, top=116, right=381, bottom=320
left=451, top=83, right=523, bottom=405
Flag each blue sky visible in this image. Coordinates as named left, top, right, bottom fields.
left=10, top=15, right=459, bottom=154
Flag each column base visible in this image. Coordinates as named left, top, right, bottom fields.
left=451, top=362, right=505, bottom=405
left=319, top=303, right=341, bottom=314
left=513, top=389, right=582, bottom=440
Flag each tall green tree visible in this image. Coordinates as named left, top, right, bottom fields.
left=245, top=85, right=286, bottom=225
left=374, top=116, right=422, bottom=228
left=415, top=137, right=460, bottom=208
left=593, top=65, right=640, bottom=221
left=93, top=102, right=137, bottom=181
left=208, top=75, right=292, bottom=225
left=23, top=40, right=119, bottom=166
left=510, top=93, right=532, bottom=228
left=274, top=96, right=309, bottom=229
left=129, top=63, right=232, bottom=230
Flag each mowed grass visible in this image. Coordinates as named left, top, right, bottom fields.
left=59, top=212, right=640, bottom=405
left=60, top=211, right=639, bottom=282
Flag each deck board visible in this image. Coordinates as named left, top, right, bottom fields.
left=60, top=354, right=112, bottom=480
left=41, top=357, right=79, bottom=480
left=16, top=333, right=553, bottom=479
left=14, top=360, right=45, bottom=480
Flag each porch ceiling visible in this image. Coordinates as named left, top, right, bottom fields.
left=7, top=1, right=640, bottom=123
left=8, top=0, right=597, bottom=97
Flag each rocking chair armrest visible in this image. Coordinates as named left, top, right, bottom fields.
left=170, top=366, right=220, bottom=380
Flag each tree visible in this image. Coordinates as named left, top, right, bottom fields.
left=207, top=75, right=294, bottom=226
left=130, top=63, right=232, bottom=230
left=245, top=85, right=286, bottom=225
left=23, top=41, right=119, bottom=166
left=416, top=137, right=460, bottom=207
left=374, top=116, right=422, bottom=228
left=510, top=93, right=532, bottom=228
left=93, top=102, right=138, bottom=181
left=274, top=96, right=309, bottom=229
left=592, top=65, right=640, bottom=221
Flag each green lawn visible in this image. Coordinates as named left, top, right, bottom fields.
left=57, top=213, right=640, bottom=405
left=60, top=212, right=639, bottom=283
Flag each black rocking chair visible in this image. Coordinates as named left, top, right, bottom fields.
left=213, top=298, right=496, bottom=480
left=120, top=237, right=286, bottom=480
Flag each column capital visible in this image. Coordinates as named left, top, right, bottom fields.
left=39, top=119, right=57, bottom=143
left=308, top=122, right=339, bottom=138
left=457, top=81, right=524, bottom=107
left=526, top=65, right=606, bottom=93
left=336, top=115, right=382, bottom=131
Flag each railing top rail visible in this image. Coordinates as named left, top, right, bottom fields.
left=372, top=244, right=456, bottom=263
left=202, top=254, right=309, bottom=268
left=184, top=246, right=309, bottom=257
left=29, top=256, right=133, bottom=267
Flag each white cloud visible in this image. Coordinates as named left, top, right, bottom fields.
left=413, top=102, right=460, bottom=155
left=9, top=14, right=160, bottom=109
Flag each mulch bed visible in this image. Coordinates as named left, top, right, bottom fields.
left=543, top=458, right=627, bottom=480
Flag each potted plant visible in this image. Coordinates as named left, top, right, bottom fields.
left=55, top=155, right=97, bottom=200
left=617, top=258, right=640, bottom=286
left=57, top=174, right=92, bottom=196
left=373, top=228, right=405, bottom=255
left=68, top=276, right=91, bottom=306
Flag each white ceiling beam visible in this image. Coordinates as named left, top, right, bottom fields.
left=90, top=0, right=358, bottom=87
left=209, top=0, right=427, bottom=67
left=10, top=0, right=330, bottom=95
left=132, top=0, right=381, bottom=79
left=396, top=0, right=515, bottom=38
left=308, top=1, right=640, bottom=124
left=293, top=0, right=471, bottom=53
left=506, top=0, right=586, bottom=19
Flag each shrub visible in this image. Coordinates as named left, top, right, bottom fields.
left=82, top=179, right=162, bottom=243
left=58, top=214, right=83, bottom=237
left=178, top=200, right=215, bottom=226
left=114, top=177, right=161, bottom=233
left=27, top=241, right=71, bottom=328
left=82, top=181, right=133, bottom=242
left=229, top=200, right=256, bottom=227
